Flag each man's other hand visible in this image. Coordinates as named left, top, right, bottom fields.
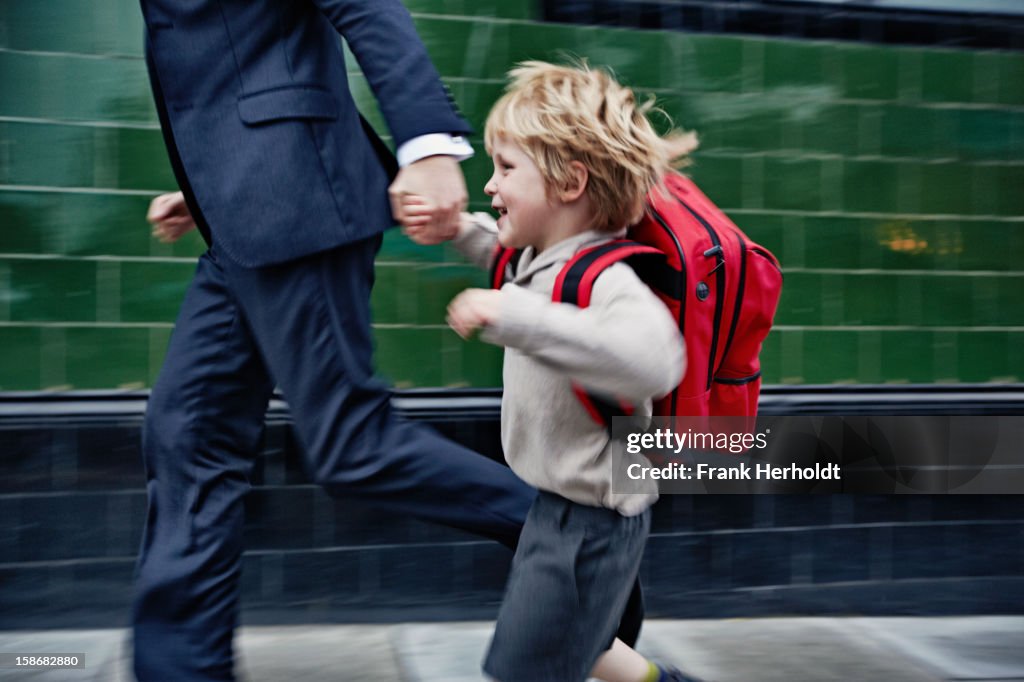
left=389, top=155, right=466, bottom=244
left=147, top=191, right=196, bottom=243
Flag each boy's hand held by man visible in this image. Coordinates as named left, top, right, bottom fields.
left=447, top=288, right=503, bottom=339
left=390, top=155, right=466, bottom=244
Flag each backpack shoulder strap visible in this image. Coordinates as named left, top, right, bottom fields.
left=552, top=240, right=666, bottom=427
left=553, top=240, right=666, bottom=307
left=489, top=245, right=523, bottom=289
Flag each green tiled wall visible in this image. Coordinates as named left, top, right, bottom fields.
left=1, top=0, right=1022, bottom=390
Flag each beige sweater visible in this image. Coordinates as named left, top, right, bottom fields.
left=454, top=215, right=686, bottom=516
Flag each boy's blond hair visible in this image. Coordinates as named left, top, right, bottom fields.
left=484, top=60, right=698, bottom=233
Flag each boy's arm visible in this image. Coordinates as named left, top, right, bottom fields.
left=482, top=264, right=686, bottom=403
left=451, top=212, right=500, bottom=270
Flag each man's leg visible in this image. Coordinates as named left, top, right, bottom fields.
left=223, top=235, right=533, bottom=543
left=133, top=250, right=275, bottom=681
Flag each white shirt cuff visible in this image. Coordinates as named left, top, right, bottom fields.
left=396, top=133, right=474, bottom=167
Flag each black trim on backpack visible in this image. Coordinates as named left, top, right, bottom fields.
left=490, top=247, right=523, bottom=289
left=718, top=228, right=748, bottom=375
left=713, top=371, right=761, bottom=385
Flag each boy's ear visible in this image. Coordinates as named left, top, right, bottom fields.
left=560, top=161, right=589, bottom=202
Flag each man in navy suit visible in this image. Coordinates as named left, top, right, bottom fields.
left=134, top=0, right=642, bottom=679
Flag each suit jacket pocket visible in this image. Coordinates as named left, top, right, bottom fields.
left=237, top=84, right=339, bottom=125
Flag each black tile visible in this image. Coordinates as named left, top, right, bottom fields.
left=811, top=527, right=871, bottom=583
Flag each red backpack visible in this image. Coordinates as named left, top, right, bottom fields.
left=491, top=172, right=782, bottom=429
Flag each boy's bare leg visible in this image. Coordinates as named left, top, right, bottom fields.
left=591, top=638, right=655, bottom=682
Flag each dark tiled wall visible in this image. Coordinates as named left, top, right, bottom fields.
left=2, top=409, right=1022, bottom=629
left=1, top=0, right=1023, bottom=390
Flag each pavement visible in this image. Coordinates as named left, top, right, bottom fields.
left=0, top=617, right=1022, bottom=681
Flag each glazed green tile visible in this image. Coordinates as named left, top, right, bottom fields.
left=996, top=166, right=1024, bottom=217
left=917, top=163, right=973, bottom=216
left=773, top=273, right=821, bottom=326
left=880, top=331, right=934, bottom=383
left=461, top=147, right=498, bottom=200
left=796, top=104, right=860, bottom=157
left=687, top=155, right=743, bottom=209
left=950, top=220, right=1024, bottom=272
left=403, top=0, right=533, bottom=20
left=840, top=45, right=901, bottom=101
left=576, top=26, right=670, bottom=92
left=65, top=192, right=166, bottom=256
left=504, top=23, right=594, bottom=75
left=372, top=264, right=485, bottom=326
left=1, top=122, right=96, bottom=188
left=678, top=35, right=746, bottom=94
left=451, top=333, right=503, bottom=386
left=413, top=264, right=488, bottom=324
left=346, top=72, right=389, bottom=135
left=762, top=41, right=828, bottom=91
left=998, top=277, right=1024, bottom=325
left=0, top=190, right=160, bottom=257
left=841, top=274, right=903, bottom=326
left=804, top=331, right=860, bottom=384
left=762, top=158, right=823, bottom=213
left=0, top=51, right=154, bottom=123
left=64, top=326, right=150, bottom=388
left=691, top=93, right=785, bottom=153
left=413, top=17, right=511, bottom=80
left=452, top=80, right=505, bottom=133
left=842, top=160, right=901, bottom=214
left=757, top=328, right=783, bottom=384
left=103, top=127, right=178, bottom=190
left=868, top=218, right=943, bottom=271
left=954, top=109, right=1020, bottom=162
left=374, top=327, right=447, bottom=387
left=735, top=213, right=786, bottom=264
left=800, top=216, right=866, bottom=269
left=817, top=273, right=846, bottom=326
left=119, top=261, right=193, bottom=323
left=378, top=227, right=451, bottom=264
left=0, top=327, right=43, bottom=390
left=5, top=120, right=170, bottom=194
left=995, top=53, right=1024, bottom=107
left=920, top=50, right=975, bottom=104
left=957, top=331, right=1015, bottom=383
left=971, top=165, right=1024, bottom=217
left=8, top=259, right=97, bottom=322
left=0, top=192, right=53, bottom=253
left=919, top=278, right=974, bottom=326
left=2, top=0, right=144, bottom=56
left=877, top=105, right=946, bottom=159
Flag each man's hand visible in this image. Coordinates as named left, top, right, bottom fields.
left=147, top=191, right=196, bottom=243
left=447, top=288, right=503, bottom=340
left=389, top=155, right=466, bottom=244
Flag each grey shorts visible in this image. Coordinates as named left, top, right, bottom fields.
left=483, top=490, right=651, bottom=682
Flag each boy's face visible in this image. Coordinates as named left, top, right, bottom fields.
left=484, top=137, right=554, bottom=251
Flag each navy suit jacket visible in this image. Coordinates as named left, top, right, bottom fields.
left=140, top=0, right=472, bottom=267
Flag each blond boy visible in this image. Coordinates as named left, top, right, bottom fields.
left=405, top=61, right=702, bottom=682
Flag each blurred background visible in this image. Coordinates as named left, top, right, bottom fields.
left=1, top=0, right=1023, bottom=661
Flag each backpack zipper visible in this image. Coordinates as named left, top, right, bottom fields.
left=675, top=197, right=725, bottom=392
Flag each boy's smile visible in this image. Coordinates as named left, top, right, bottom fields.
left=485, top=138, right=556, bottom=251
